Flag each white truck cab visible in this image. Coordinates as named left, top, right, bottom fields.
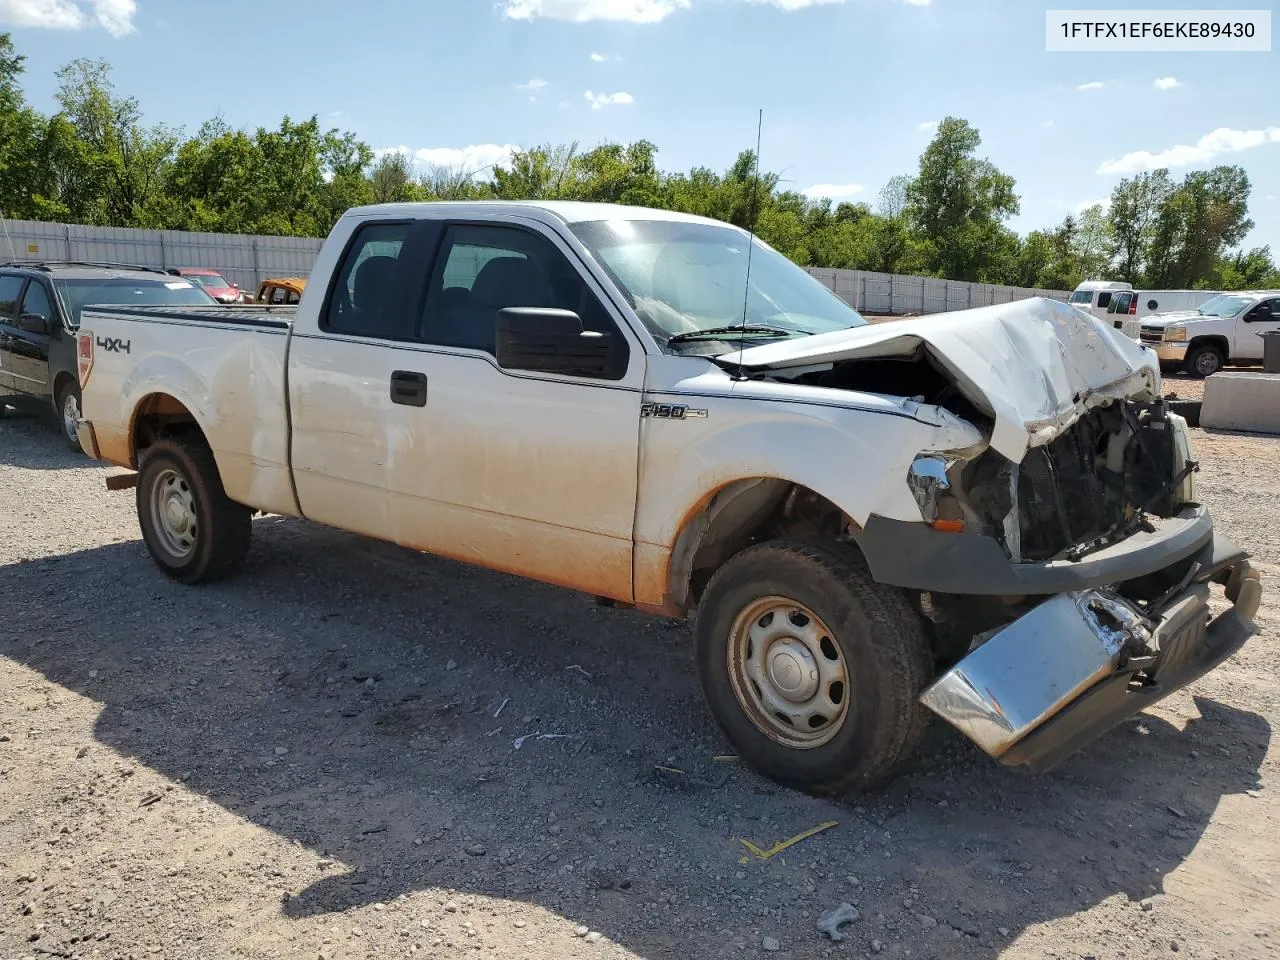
left=1138, top=290, right=1280, bottom=377
left=1068, top=280, right=1132, bottom=322
left=72, top=201, right=1262, bottom=795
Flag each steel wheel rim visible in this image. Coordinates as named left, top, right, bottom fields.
left=1196, top=352, right=1219, bottom=376
left=62, top=391, right=79, bottom=441
left=150, top=468, right=198, bottom=560
left=726, top=595, right=850, bottom=749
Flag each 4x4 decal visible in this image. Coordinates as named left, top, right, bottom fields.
left=96, top=336, right=131, bottom=354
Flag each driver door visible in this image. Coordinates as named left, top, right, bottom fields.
left=1237, top=297, right=1280, bottom=360
left=4, top=279, right=55, bottom=398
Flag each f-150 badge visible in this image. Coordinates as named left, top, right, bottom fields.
left=641, top=402, right=707, bottom=420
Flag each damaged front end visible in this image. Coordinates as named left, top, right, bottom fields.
left=730, top=299, right=1262, bottom=771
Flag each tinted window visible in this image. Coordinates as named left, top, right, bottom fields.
left=269, top=285, right=287, bottom=305
left=0, top=275, right=24, bottom=319
left=324, top=222, right=410, bottom=337
left=53, top=278, right=217, bottom=327
left=1096, top=292, right=1113, bottom=309
left=422, top=224, right=617, bottom=357
left=286, top=289, right=300, bottom=305
left=20, top=280, right=54, bottom=320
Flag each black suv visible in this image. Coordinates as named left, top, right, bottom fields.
left=0, top=262, right=219, bottom=451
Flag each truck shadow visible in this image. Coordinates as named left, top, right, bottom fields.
left=0, top=517, right=1269, bottom=959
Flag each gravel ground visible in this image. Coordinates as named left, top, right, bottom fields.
left=1, top=402, right=1278, bottom=960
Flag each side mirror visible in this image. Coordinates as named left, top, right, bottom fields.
left=496, top=307, right=620, bottom=379
left=18, top=312, right=50, bottom=334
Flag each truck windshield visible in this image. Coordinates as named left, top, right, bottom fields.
left=1195, top=294, right=1253, bottom=318
left=54, top=278, right=219, bottom=327
left=568, top=219, right=867, bottom=346
left=1069, top=290, right=1094, bottom=304
left=187, top=273, right=232, bottom=289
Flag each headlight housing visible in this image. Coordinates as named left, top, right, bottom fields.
left=1163, top=326, right=1187, bottom=342
left=907, top=455, right=967, bottom=531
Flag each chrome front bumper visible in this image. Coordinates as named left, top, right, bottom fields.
left=920, top=545, right=1261, bottom=771
left=1153, top=341, right=1189, bottom=363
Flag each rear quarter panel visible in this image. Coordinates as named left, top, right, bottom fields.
left=80, top=311, right=297, bottom=516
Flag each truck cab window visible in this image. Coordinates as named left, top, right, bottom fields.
left=324, top=222, right=410, bottom=338
left=421, top=223, right=617, bottom=357
left=20, top=281, right=54, bottom=324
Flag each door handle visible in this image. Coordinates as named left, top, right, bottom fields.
left=390, top=370, right=427, bottom=407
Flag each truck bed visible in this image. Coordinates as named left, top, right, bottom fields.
left=80, top=303, right=300, bottom=517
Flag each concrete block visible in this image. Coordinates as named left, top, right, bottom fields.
left=1200, top=371, right=1280, bottom=435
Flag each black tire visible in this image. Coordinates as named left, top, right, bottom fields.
left=55, top=380, right=84, bottom=453
left=1184, top=344, right=1224, bottom=379
left=136, top=438, right=251, bottom=584
left=694, top=539, right=933, bottom=796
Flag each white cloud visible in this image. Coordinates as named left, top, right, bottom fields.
left=590, top=52, right=608, bottom=61
left=802, top=183, right=865, bottom=200
left=917, top=120, right=938, bottom=134
left=502, top=0, right=688, bottom=22
left=1098, top=126, right=1280, bottom=175
left=515, top=77, right=548, bottom=92
left=1077, top=81, right=1105, bottom=91
left=1041, top=119, right=1055, bottom=129
left=1153, top=76, right=1181, bottom=90
left=585, top=90, right=635, bottom=109
left=899, top=0, right=931, bottom=5
left=375, top=144, right=519, bottom=173
left=747, top=0, right=847, bottom=8
left=0, top=0, right=135, bottom=36
left=1073, top=197, right=1111, bottom=214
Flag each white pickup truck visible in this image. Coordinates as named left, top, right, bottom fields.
left=1134, top=290, right=1280, bottom=377
left=75, top=201, right=1262, bottom=795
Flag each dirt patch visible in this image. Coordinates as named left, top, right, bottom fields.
left=1, top=406, right=1278, bottom=960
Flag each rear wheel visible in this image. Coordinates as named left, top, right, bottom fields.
left=136, top=438, right=251, bottom=584
left=1185, top=344, right=1224, bottom=378
left=56, top=381, right=83, bottom=452
left=694, top=540, right=933, bottom=796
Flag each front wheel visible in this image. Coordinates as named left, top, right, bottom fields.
left=136, top=439, right=252, bottom=584
left=694, top=540, right=933, bottom=796
left=1185, top=344, right=1224, bottom=378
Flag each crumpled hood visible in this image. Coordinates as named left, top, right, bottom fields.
left=730, top=297, right=1161, bottom=463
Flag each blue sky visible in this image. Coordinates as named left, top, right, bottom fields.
left=2, top=0, right=1277, bottom=250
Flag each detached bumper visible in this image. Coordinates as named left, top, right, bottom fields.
left=920, top=546, right=1261, bottom=772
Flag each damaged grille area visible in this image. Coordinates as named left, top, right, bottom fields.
left=963, top=400, right=1186, bottom=562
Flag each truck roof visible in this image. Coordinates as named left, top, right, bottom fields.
left=342, top=200, right=737, bottom=230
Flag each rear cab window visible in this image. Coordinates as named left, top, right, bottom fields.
left=52, top=277, right=218, bottom=328
left=322, top=222, right=412, bottom=339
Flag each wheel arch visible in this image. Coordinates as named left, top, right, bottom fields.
left=129, top=391, right=211, bottom=469
left=663, top=477, right=859, bottom=615
left=1187, top=334, right=1229, bottom=359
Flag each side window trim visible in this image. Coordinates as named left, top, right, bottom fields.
left=416, top=218, right=631, bottom=379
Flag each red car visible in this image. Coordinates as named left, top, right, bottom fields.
left=166, top=267, right=245, bottom=304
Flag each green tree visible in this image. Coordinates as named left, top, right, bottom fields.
left=1108, top=170, right=1173, bottom=282
left=1144, top=165, right=1253, bottom=288
left=904, top=117, right=1019, bottom=281
left=0, top=33, right=47, bottom=221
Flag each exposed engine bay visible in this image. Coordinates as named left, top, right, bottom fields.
left=768, top=352, right=1195, bottom=565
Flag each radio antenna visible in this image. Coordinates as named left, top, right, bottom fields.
left=736, top=108, right=764, bottom=381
